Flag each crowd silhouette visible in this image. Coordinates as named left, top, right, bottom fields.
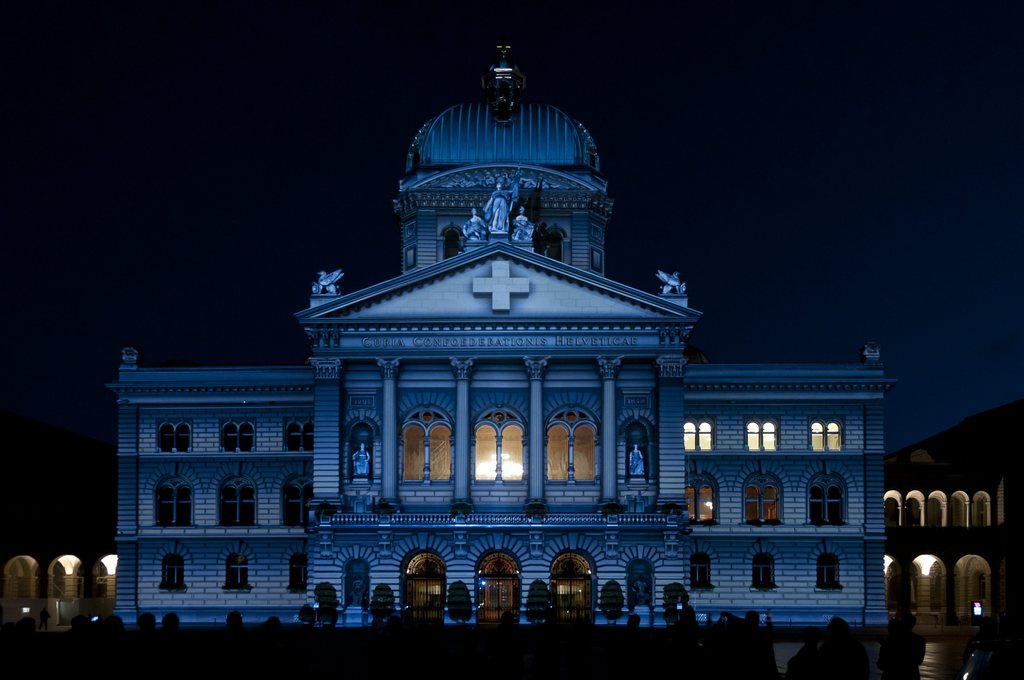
left=0, top=607, right=985, bottom=679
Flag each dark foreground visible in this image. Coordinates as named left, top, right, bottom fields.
left=0, top=618, right=974, bottom=680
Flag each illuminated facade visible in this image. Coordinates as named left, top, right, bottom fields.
left=109, top=52, right=894, bottom=627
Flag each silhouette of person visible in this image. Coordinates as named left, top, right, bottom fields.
left=818, top=616, right=869, bottom=680
left=878, top=614, right=926, bottom=680
left=38, top=607, right=50, bottom=630
left=740, top=609, right=780, bottom=678
left=786, top=626, right=822, bottom=679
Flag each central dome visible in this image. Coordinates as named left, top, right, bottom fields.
left=405, top=102, right=601, bottom=173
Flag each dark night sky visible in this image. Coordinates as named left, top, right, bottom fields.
left=2, top=1, right=1021, bottom=452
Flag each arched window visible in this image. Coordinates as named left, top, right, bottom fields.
left=222, top=422, right=255, bottom=452
left=286, top=421, right=314, bottom=451
left=547, top=410, right=596, bottom=482
left=690, top=552, right=712, bottom=589
left=429, top=423, right=452, bottom=482
left=474, top=410, right=523, bottom=481
left=752, top=553, right=775, bottom=589
left=684, top=420, right=714, bottom=451
left=443, top=228, right=461, bottom=259
left=224, top=554, right=249, bottom=590
left=156, top=480, right=192, bottom=526
left=159, top=422, right=191, bottom=452
left=404, top=553, right=446, bottom=624
left=403, top=425, right=425, bottom=481
left=220, top=479, right=256, bottom=526
left=684, top=480, right=716, bottom=523
left=810, top=420, right=842, bottom=451
left=809, top=480, right=844, bottom=526
left=160, top=554, right=185, bottom=591
left=288, top=554, right=308, bottom=591
left=817, top=553, right=841, bottom=589
left=745, top=478, right=781, bottom=524
left=283, top=480, right=312, bottom=526
left=746, top=421, right=777, bottom=452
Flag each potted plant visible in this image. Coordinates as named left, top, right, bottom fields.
left=369, top=583, right=396, bottom=623
left=525, top=579, right=550, bottom=624
left=599, top=579, right=625, bottom=624
left=601, top=500, right=625, bottom=516
left=449, top=500, right=474, bottom=518
left=446, top=580, right=473, bottom=624
left=524, top=500, right=547, bottom=519
left=314, top=581, right=339, bottom=627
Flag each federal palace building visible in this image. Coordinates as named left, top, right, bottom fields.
left=108, top=50, right=895, bottom=628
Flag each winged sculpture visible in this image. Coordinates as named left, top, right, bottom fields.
left=312, top=268, right=344, bottom=295
left=656, top=270, right=685, bottom=295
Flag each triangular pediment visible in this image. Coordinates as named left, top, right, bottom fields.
left=296, top=242, right=701, bottom=326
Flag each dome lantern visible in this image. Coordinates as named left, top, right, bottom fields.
left=482, top=44, right=526, bottom=122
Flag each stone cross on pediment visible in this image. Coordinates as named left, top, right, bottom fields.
left=472, top=260, right=530, bottom=312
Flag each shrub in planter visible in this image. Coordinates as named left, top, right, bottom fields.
left=662, top=581, right=687, bottom=624
left=370, top=583, right=396, bottom=621
left=314, top=581, right=339, bottom=627
left=446, top=580, right=473, bottom=623
left=599, top=579, right=625, bottom=624
left=298, top=604, right=316, bottom=626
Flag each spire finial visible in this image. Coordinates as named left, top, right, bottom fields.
left=482, top=45, right=526, bottom=122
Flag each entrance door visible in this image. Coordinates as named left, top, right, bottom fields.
left=550, top=552, right=592, bottom=623
left=477, top=552, right=520, bottom=623
left=404, top=553, right=446, bottom=624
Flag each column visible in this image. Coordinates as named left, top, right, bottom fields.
left=311, top=357, right=343, bottom=501
left=451, top=358, right=474, bottom=504
left=656, top=354, right=686, bottom=510
left=524, top=357, right=548, bottom=503
left=377, top=358, right=399, bottom=503
left=597, top=356, right=621, bottom=503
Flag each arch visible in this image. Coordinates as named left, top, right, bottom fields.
left=747, top=419, right=778, bottom=452
left=950, top=491, right=970, bottom=527
left=911, top=554, right=947, bottom=624
left=905, top=490, right=926, bottom=527
left=345, top=558, right=371, bottom=609
left=442, top=226, right=462, bottom=260
left=92, top=555, right=118, bottom=599
left=282, top=477, right=313, bottom=526
left=222, top=421, right=255, bottom=452
left=3, top=555, right=39, bottom=598
left=972, top=491, right=991, bottom=527
left=685, top=474, right=717, bottom=523
left=810, top=419, right=843, bottom=451
left=159, top=421, right=191, bottom=452
left=476, top=551, right=521, bottom=623
left=743, top=473, right=782, bottom=525
left=220, top=477, right=257, bottom=526
left=546, top=407, right=597, bottom=482
left=809, top=475, right=845, bottom=526
left=403, top=552, right=447, bottom=624
left=884, top=491, right=902, bottom=527
left=954, top=555, right=992, bottom=624
left=625, top=558, right=653, bottom=611
left=474, top=410, right=524, bottom=481
left=48, top=555, right=83, bottom=598
left=550, top=551, right=593, bottom=623
left=925, top=490, right=947, bottom=527
left=884, top=555, right=902, bottom=616
left=156, top=477, right=193, bottom=526
left=286, top=420, right=314, bottom=452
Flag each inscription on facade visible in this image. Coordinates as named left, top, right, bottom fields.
left=349, top=395, right=375, bottom=408
left=360, top=335, right=640, bottom=348
left=624, top=395, right=650, bottom=408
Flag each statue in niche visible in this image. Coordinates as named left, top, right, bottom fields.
left=483, top=169, right=521, bottom=233
left=511, top=206, right=535, bottom=242
left=628, top=444, right=645, bottom=477
left=312, top=268, right=344, bottom=295
left=348, top=575, right=367, bottom=609
left=462, top=208, right=488, bottom=241
left=631, top=575, right=651, bottom=607
left=353, top=442, right=370, bottom=478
